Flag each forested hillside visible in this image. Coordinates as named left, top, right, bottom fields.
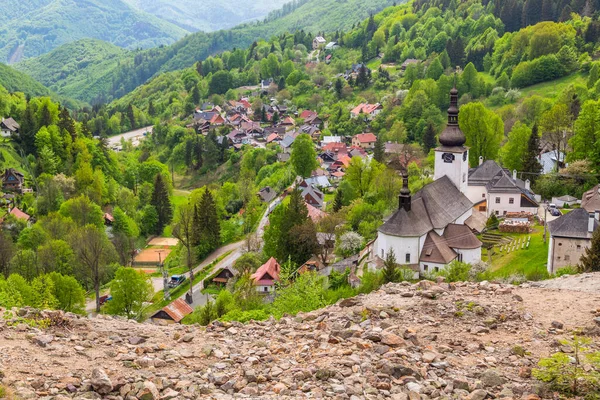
left=122, top=0, right=292, bottom=32
left=13, top=0, right=398, bottom=104
left=0, top=0, right=187, bottom=63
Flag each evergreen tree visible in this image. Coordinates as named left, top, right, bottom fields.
left=196, top=61, right=203, bottom=76
left=191, top=204, right=202, bottom=246
left=194, top=136, right=203, bottom=170
left=19, top=102, right=37, bottom=155
left=148, top=100, right=156, bottom=116
left=357, top=64, right=369, bottom=89
left=522, top=124, right=543, bottom=183
left=382, top=248, right=400, bottom=283
left=334, top=78, right=344, bottom=99
left=579, top=228, right=600, bottom=272
left=58, top=106, right=76, bottom=141
left=191, top=86, right=201, bottom=105
left=423, top=122, right=437, bottom=153
left=522, top=0, right=543, bottom=26
left=150, top=173, right=173, bottom=235
left=198, top=187, right=220, bottom=251
left=272, top=111, right=280, bottom=124
left=40, top=103, right=52, bottom=127
left=127, top=104, right=136, bottom=130
left=333, top=189, right=343, bottom=212
left=373, top=135, right=386, bottom=163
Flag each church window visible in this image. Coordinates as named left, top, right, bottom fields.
left=457, top=253, right=463, bottom=262
left=463, top=152, right=467, bottom=161
left=423, top=265, right=429, bottom=271
left=495, top=211, right=499, bottom=215
left=434, top=267, right=439, bottom=272
left=495, top=197, right=500, bottom=204
left=264, top=287, right=268, bottom=292
left=482, top=193, right=485, bottom=198
left=509, top=198, right=514, bottom=204
left=558, top=243, right=562, bottom=246
left=405, top=253, right=410, bottom=263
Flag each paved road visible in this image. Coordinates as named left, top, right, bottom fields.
left=108, top=126, right=153, bottom=148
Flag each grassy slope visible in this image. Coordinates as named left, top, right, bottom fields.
left=0, top=0, right=187, bottom=63
left=16, top=39, right=128, bottom=104
left=519, top=72, right=586, bottom=100
left=14, top=0, right=399, bottom=104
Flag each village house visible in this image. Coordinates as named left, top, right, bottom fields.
left=251, top=257, right=281, bottom=293
left=369, top=87, right=482, bottom=275
left=547, top=208, right=599, bottom=274
left=280, top=134, right=297, bottom=153
left=538, top=151, right=567, bottom=174
left=400, top=58, right=420, bottom=71
left=312, top=36, right=327, bottom=49
left=299, top=181, right=325, bottom=208
left=0, top=118, right=19, bottom=138
left=350, top=103, right=382, bottom=119
left=210, top=266, right=237, bottom=287
left=257, top=186, right=277, bottom=203
left=466, top=158, right=538, bottom=217
left=150, top=298, right=193, bottom=324
left=352, top=133, right=377, bottom=149
left=581, top=185, right=600, bottom=213
left=325, top=42, right=339, bottom=50
left=1, top=168, right=24, bottom=193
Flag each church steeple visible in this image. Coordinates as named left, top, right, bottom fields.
left=398, top=170, right=411, bottom=212
left=438, top=85, right=466, bottom=148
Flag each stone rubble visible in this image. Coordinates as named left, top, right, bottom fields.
left=1, top=279, right=599, bottom=399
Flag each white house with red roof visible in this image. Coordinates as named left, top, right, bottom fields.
left=251, top=257, right=281, bottom=293
left=350, top=103, right=382, bottom=119
left=352, top=133, right=377, bottom=149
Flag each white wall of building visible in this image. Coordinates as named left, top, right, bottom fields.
left=466, top=185, right=486, bottom=205
left=487, top=193, right=536, bottom=216
left=419, top=261, right=448, bottom=275
left=547, top=237, right=554, bottom=274
left=433, top=149, right=469, bottom=194
left=375, top=234, right=423, bottom=265
left=454, top=247, right=481, bottom=265
left=255, top=285, right=274, bottom=293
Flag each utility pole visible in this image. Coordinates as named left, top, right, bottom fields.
left=543, top=201, right=548, bottom=243
left=157, top=250, right=169, bottom=300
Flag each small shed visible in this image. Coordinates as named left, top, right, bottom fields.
left=151, top=298, right=193, bottom=324
left=552, top=195, right=579, bottom=208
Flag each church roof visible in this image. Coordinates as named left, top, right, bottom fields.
left=379, top=176, right=473, bottom=237
left=468, top=160, right=504, bottom=186
left=438, top=86, right=466, bottom=148
left=442, top=224, right=482, bottom=249
left=420, top=231, right=457, bottom=264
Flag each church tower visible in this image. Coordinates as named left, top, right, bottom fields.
left=433, top=86, right=469, bottom=193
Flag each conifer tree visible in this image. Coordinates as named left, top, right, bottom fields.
left=382, top=248, right=400, bottom=283
left=522, top=124, right=543, bottom=183
left=334, top=78, right=344, bottom=99
left=373, top=135, right=386, bottom=163
left=150, top=173, right=172, bottom=235
left=579, top=228, right=600, bottom=272
left=148, top=100, right=156, bottom=116
left=198, top=187, right=220, bottom=251
left=423, top=122, right=437, bottom=154
left=332, top=189, right=343, bottom=212
left=58, top=106, right=76, bottom=141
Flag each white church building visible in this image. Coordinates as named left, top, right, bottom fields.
left=371, top=87, right=482, bottom=275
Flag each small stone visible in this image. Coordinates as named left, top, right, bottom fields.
left=161, top=388, right=179, bottom=400
left=91, top=368, right=113, bottom=395
left=405, top=382, right=421, bottom=393
left=480, top=369, right=506, bottom=387
left=422, top=351, right=437, bottom=363
left=33, top=335, right=54, bottom=347
left=551, top=321, right=564, bottom=329
left=128, top=336, right=146, bottom=345
left=181, top=333, right=194, bottom=343
left=593, top=317, right=600, bottom=326
left=138, top=381, right=160, bottom=400
left=381, top=332, right=406, bottom=347
left=339, top=298, right=360, bottom=307
left=467, top=389, right=488, bottom=400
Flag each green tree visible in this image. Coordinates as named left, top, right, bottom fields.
left=522, top=124, right=543, bottom=182
left=172, top=203, right=195, bottom=301
left=150, top=173, right=173, bottom=235
left=373, top=134, right=385, bottom=163
left=332, top=189, right=343, bottom=213
left=31, top=274, right=58, bottom=309
left=290, top=133, right=318, bottom=178
left=209, top=71, right=233, bottom=95
left=423, top=121, right=437, bottom=153
left=426, top=58, right=444, bottom=80
left=59, top=195, right=104, bottom=228
left=540, top=103, right=573, bottom=171
left=334, top=78, right=344, bottom=99
left=382, top=248, right=400, bottom=283
left=587, top=63, right=599, bottom=88
left=500, top=122, right=532, bottom=172
left=459, top=102, right=504, bottom=166
left=48, top=272, right=86, bottom=313
left=197, top=187, right=221, bottom=253
left=105, top=267, right=153, bottom=319
left=579, top=228, right=600, bottom=272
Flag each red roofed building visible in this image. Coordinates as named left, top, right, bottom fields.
left=150, top=298, right=193, bottom=324
left=300, top=110, right=318, bottom=120
left=251, top=257, right=281, bottom=293
left=352, top=133, right=378, bottom=149
left=209, top=114, right=225, bottom=126
left=307, top=203, right=327, bottom=223
left=321, top=142, right=348, bottom=154
left=9, top=207, right=30, bottom=222
left=281, top=116, right=296, bottom=126
left=350, top=103, right=382, bottom=119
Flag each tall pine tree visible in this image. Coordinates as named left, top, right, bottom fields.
left=423, top=122, right=437, bottom=154
left=522, top=124, right=543, bottom=183
left=198, top=187, right=220, bottom=251
left=333, top=189, right=343, bottom=212
left=150, top=174, right=173, bottom=235
left=373, top=135, right=386, bottom=163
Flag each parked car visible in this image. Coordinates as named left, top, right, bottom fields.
left=549, top=208, right=561, bottom=217
left=168, top=275, right=186, bottom=288
left=99, top=295, right=112, bottom=306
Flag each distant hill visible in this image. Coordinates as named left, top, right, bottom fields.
left=122, top=0, right=292, bottom=32
left=14, top=0, right=398, bottom=104
left=0, top=0, right=188, bottom=63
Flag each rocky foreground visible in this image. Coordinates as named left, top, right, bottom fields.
left=2, top=277, right=600, bottom=400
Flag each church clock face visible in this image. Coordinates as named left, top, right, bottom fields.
left=442, top=152, right=455, bottom=163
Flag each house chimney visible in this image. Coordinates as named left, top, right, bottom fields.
left=398, top=171, right=411, bottom=212
left=589, top=213, right=595, bottom=233
left=512, top=169, right=517, bottom=180
left=525, top=179, right=531, bottom=191
left=479, top=156, right=483, bottom=166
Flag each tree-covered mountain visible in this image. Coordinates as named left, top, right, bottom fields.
left=0, top=0, right=188, bottom=63
left=13, top=0, right=398, bottom=104
left=122, top=0, right=293, bottom=32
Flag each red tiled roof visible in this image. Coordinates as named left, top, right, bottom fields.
left=322, top=142, right=348, bottom=153
left=351, top=103, right=381, bottom=115
left=336, top=154, right=351, bottom=167
left=282, top=116, right=295, bottom=125
left=266, top=133, right=280, bottom=143
left=300, top=110, right=317, bottom=119
left=251, top=257, right=280, bottom=284
left=161, top=298, right=193, bottom=323
left=354, top=133, right=377, bottom=143
left=10, top=207, right=30, bottom=221
left=307, top=203, right=327, bottom=223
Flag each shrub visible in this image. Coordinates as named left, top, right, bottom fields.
left=214, top=290, right=235, bottom=317
left=324, top=286, right=357, bottom=304
left=357, top=269, right=383, bottom=294
left=398, top=268, right=417, bottom=282
left=525, top=267, right=550, bottom=281
left=220, top=309, right=269, bottom=323
left=554, top=266, right=579, bottom=277
left=271, top=272, right=328, bottom=317
left=469, top=261, right=490, bottom=281
left=439, top=261, right=471, bottom=282
left=533, top=335, right=600, bottom=396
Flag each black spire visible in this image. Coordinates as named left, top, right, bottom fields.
left=438, top=83, right=466, bottom=147
left=399, top=170, right=411, bottom=212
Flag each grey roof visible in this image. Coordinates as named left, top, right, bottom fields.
left=379, top=176, right=473, bottom=237
left=420, top=231, right=457, bottom=264
left=556, top=195, right=578, bottom=202
left=305, top=176, right=331, bottom=188
left=468, top=160, right=504, bottom=186
left=281, top=135, right=296, bottom=148
left=301, top=185, right=324, bottom=208
left=1, top=118, right=19, bottom=132
left=194, top=111, right=216, bottom=120
left=442, top=224, right=482, bottom=249
left=258, top=186, right=277, bottom=203
left=548, top=208, right=598, bottom=239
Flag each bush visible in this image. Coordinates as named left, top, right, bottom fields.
left=469, top=261, right=490, bottom=281
left=398, top=268, right=417, bottom=282
left=554, top=266, right=579, bottom=277
left=271, top=272, right=328, bottom=317
left=214, top=290, right=235, bottom=317
left=324, top=286, right=357, bottom=304
left=220, top=309, right=269, bottom=323
left=525, top=267, right=550, bottom=281
left=357, top=269, right=383, bottom=294
left=439, top=261, right=471, bottom=282
left=533, top=335, right=600, bottom=396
